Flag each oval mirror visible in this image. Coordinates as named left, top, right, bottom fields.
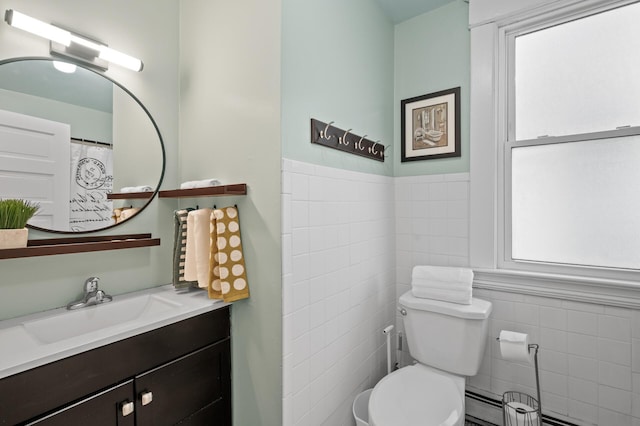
left=0, top=57, right=165, bottom=233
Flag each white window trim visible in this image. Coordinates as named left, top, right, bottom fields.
left=469, top=0, right=640, bottom=308
left=473, top=268, right=640, bottom=308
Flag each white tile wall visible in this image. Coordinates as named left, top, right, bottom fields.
left=394, top=172, right=640, bottom=426
left=466, top=279, right=640, bottom=425
left=282, top=159, right=396, bottom=426
left=285, top=166, right=640, bottom=426
left=453, top=291, right=639, bottom=425
left=394, top=173, right=471, bottom=367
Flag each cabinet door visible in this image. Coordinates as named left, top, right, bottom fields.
left=25, top=380, right=135, bottom=426
left=135, top=339, right=231, bottom=426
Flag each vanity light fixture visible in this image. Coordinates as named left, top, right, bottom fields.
left=4, top=9, right=144, bottom=72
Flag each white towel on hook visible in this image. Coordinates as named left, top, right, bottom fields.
left=180, top=179, right=222, bottom=189
left=120, top=185, right=153, bottom=193
left=411, top=265, right=473, bottom=305
left=184, top=208, right=213, bottom=288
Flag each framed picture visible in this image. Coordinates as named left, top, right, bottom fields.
left=400, top=87, right=460, bottom=162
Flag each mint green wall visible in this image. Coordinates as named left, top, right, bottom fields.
left=0, top=3, right=472, bottom=426
left=0, top=0, right=179, bottom=320
left=179, top=1, right=282, bottom=425
left=0, top=88, right=112, bottom=142
left=281, top=0, right=469, bottom=178
left=394, top=0, right=470, bottom=176
left=281, top=0, right=394, bottom=176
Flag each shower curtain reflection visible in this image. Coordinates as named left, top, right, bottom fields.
left=69, top=140, right=114, bottom=231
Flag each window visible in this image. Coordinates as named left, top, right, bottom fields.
left=501, top=1, right=640, bottom=278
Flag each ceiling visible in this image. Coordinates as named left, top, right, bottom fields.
left=373, top=0, right=458, bottom=23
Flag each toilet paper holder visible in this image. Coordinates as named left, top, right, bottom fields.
left=496, top=337, right=542, bottom=425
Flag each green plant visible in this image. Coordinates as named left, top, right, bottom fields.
left=0, top=199, right=40, bottom=229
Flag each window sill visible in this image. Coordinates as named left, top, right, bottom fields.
left=473, top=268, right=640, bottom=308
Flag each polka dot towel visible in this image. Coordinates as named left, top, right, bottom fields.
left=209, top=206, right=249, bottom=302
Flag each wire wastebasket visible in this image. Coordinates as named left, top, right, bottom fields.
left=502, top=391, right=540, bottom=426
left=501, top=343, right=542, bottom=426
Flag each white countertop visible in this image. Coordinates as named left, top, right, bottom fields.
left=0, top=285, right=228, bottom=380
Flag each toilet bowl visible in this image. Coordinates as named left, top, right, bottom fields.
left=368, top=291, right=492, bottom=426
left=368, top=364, right=465, bottom=426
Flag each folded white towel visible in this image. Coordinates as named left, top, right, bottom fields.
left=180, top=179, right=221, bottom=189
left=411, top=278, right=470, bottom=291
left=120, top=185, right=153, bottom=193
left=411, top=265, right=474, bottom=305
left=184, top=209, right=213, bottom=288
left=411, top=287, right=472, bottom=305
left=412, top=265, right=473, bottom=284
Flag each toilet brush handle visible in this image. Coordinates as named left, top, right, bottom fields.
left=382, top=325, right=394, bottom=375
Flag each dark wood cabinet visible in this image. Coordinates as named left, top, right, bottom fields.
left=0, top=306, right=231, bottom=426
left=26, top=380, right=136, bottom=426
left=134, top=341, right=230, bottom=426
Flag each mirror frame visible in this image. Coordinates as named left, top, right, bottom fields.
left=0, top=56, right=166, bottom=234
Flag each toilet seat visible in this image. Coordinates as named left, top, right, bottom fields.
left=368, top=364, right=465, bottom=426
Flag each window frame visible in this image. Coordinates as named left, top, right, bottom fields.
left=469, top=0, right=640, bottom=307
left=499, top=2, right=640, bottom=281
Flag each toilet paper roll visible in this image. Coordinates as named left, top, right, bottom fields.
left=505, top=401, right=538, bottom=426
left=499, top=330, right=532, bottom=363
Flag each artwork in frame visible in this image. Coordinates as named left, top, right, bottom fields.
left=400, top=87, right=461, bottom=162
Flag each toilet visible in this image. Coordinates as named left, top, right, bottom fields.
left=368, top=290, right=492, bottom=426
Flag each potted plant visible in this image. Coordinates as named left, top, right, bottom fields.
left=0, top=199, right=40, bottom=249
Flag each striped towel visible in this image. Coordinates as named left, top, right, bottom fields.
left=172, top=209, right=197, bottom=289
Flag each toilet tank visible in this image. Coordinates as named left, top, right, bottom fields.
left=399, top=291, right=492, bottom=376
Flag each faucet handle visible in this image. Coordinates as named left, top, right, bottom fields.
left=84, top=277, right=100, bottom=293
left=95, top=289, right=113, bottom=304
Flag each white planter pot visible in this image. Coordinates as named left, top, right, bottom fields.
left=0, top=228, right=28, bottom=249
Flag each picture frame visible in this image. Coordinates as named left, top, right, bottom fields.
left=400, top=87, right=461, bottom=162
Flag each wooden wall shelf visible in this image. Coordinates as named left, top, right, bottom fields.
left=107, top=192, right=154, bottom=200
left=159, top=183, right=247, bottom=198
left=0, top=233, right=160, bottom=260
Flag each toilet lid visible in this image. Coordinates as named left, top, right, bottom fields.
left=369, top=364, right=464, bottom=426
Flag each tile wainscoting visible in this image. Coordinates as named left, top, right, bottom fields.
left=283, top=163, right=640, bottom=426
left=282, top=159, right=396, bottom=426
left=395, top=174, right=640, bottom=426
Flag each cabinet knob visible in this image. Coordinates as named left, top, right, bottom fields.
left=121, top=401, right=134, bottom=416
left=140, top=391, right=153, bottom=406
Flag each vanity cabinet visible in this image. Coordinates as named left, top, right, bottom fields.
left=0, top=306, right=231, bottom=426
left=26, top=380, right=136, bottom=426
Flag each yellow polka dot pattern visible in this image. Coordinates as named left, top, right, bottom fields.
left=209, top=206, right=249, bottom=302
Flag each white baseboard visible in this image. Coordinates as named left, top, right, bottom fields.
left=465, top=390, right=584, bottom=426
left=466, top=392, right=503, bottom=425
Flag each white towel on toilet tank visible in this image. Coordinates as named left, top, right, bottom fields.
left=411, top=265, right=473, bottom=305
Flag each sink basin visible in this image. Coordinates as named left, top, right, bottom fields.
left=22, top=294, right=182, bottom=344
left=0, top=284, right=225, bottom=381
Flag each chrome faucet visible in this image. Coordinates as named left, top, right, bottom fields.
left=66, top=277, right=113, bottom=310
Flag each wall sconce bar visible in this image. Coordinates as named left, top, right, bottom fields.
left=4, top=9, right=143, bottom=72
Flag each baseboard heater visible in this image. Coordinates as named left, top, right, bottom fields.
left=465, top=391, right=580, bottom=426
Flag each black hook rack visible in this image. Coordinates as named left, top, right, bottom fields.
left=310, top=119, right=385, bottom=162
